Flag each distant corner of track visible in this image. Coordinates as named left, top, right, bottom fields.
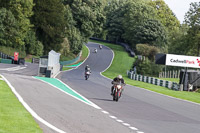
left=58, top=44, right=91, bottom=74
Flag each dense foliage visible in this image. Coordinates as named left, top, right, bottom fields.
left=0, top=0, right=199, bottom=75
left=0, top=0, right=105, bottom=56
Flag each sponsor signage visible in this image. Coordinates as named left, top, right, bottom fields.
left=166, top=54, right=200, bottom=68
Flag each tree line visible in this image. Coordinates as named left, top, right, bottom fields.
left=0, top=0, right=199, bottom=62
left=0, top=0, right=106, bottom=56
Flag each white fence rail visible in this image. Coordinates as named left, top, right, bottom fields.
left=159, top=70, right=180, bottom=78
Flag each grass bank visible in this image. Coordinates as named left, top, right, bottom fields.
left=89, top=40, right=200, bottom=104
left=0, top=77, right=42, bottom=133
left=62, top=44, right=89, bottom=71
left=0, top=46, right=26, bottom=58
left=158, top=78, right=179, bottom=83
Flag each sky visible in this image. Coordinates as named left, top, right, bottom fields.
left=163, top=0, right=199, bottom=23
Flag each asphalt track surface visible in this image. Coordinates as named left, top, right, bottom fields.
left=58, top=42, right=200, bottom=133
left=0, top=42, right=200, bottom=133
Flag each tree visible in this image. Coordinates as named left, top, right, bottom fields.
left=24, top=30, right=43, bottom=56
left=136, top=43, right=160, bottom=61
left=104, top=0, right=127, bottom=42
left=0, top=8, right=19, bottom=47
left=32, top=0, right=65, bottom=54
left=129, top=19, right=168, bottom=49
left=148, top=0, right=180, bottom=32
left=122, top=1, right=157, bottom=48
left=148, top=0, right=181, bottom=53
left=184, top=2, right=200, bottom=56
left=168, top=24, right=189, bottom=55
left=0, top=0, right=34, bottom=47
left=64, top=0, right=105, bottom=40
left=62, top=0, right=106, bottom=54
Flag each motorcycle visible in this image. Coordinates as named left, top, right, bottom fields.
left=94, top=48, right=97, bottom=53
left=99, top=45, right=102, bottom=49
left=85, top=71, right=91, bottom=80
left=111, top=82, right=125, bottom=102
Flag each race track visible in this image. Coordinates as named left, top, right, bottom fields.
left=58, top=42, right=200, bottom=133
left=1, top=42, right=200, bottom=133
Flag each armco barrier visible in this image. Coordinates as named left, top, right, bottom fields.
left=127, top=70, right=179, bottom=90
left=60, top=51, right=82, bottom=66
left=1, top=59, right=12, bottom=64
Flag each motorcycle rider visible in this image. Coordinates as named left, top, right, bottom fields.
left=99, top=44, right=102, bottom=49
left=94, top=48, right=97, bottom=53
left=85, top=65, right=91, bottom=80
left=111, top=75, right=125, bottom=95
left=85, top=65, right=91, bottom=73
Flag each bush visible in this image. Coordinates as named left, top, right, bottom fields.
left=24, top=30, right=43, bottom=56
left=136, top=43, right=160, bottom=60
left=0, top=46, right=26, bottom=58
left=136, top=58, right=163, bottom=77
left=136, top=44, right=150, bottom=57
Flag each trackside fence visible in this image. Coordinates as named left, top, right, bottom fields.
left=60, top=51, right=82, bottom=66
left=127, top=71, right=179, bottom=91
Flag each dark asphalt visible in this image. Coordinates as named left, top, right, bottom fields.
left=58, top=42, right=200, bottom=133
left=1, top=42, right=200, bottom=133
left=0, top=62, right=38, bottom=76
left=0, top=44, right=134, bottom=133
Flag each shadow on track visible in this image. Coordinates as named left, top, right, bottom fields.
left=90, top=98, right=113, bottom=102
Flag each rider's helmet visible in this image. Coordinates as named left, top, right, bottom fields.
left=117, top=75, right=122, bottom=79
left=86, top=65, right=89, bottom=67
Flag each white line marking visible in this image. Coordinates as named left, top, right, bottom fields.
left=8, top=67, right=26, bottom=71
left=129, top=127, right=138, bottom=130
left=99, top=44, right=115, bottom=80
left=56, top=78, right=101, bottom=109
left=34, top=77, right=101, bottom=110
left=53, top=71, right=61, bottom=78
left=109, top=115, right=117, bottom=119
left=116, top=119, right=123, bottom=123
left=0, top=66, right=26, bottom=71
left=102, top=110, right=109, bottom=114
left=87, top=42, right=145, bottom=133
left=58, top=42, right=145, bottom=133
left=122, top=123, right=130, bottom=126
left=137, top=131, right=144, bottom=133
left=0, top=66, right=19, bottom=71
left=0, top=74, right=66, bottom=133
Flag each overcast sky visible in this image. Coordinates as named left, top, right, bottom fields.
left=163, top=0, right=199, bottom=23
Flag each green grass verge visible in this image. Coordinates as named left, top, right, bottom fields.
left=158, top=78, right=179, bottom=83
left=80, top=44, right=89, bottom=62
left=60, top=52, right=76, bottom=62
left=0, top=79, right=42, bottom=133
left=62, top=44, right=89, bottom=71
left=0, top=46, right=26, bottom=58
left=89, top=40, right=135, bottom=79
left=89, top=39, right=200, bottom=104
left=25, top=55, right=40, bottom=63
left=62, top=67, right=73, bottom=71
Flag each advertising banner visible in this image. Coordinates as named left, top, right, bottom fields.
left=166, top=54, right=200, bottom=68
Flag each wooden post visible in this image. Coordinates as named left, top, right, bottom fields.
left=170, top=71, right=172, bottom=78
left=167, top=71, right=169, bottom=78
left=178, top=70, right=180, bottom=78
